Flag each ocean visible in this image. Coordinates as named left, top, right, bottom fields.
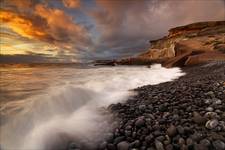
left=0, top=64, right=185, bottom=149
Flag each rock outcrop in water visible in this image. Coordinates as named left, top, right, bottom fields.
left=116, top=21, right=225, bottom=67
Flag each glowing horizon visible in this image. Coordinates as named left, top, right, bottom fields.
left=0, top=0, right=224, bottom=62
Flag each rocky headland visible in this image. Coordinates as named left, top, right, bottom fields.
left=96, top=21, right=225, bottom=67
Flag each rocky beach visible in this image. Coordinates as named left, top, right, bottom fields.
left=1, top=1, right=225, bottom=150
left=96, top=62, right=225, bottom=150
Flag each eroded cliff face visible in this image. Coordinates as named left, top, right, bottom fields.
left=136, top=21, right=225, bottom=67
left=96, top=21, right=225, bottom=67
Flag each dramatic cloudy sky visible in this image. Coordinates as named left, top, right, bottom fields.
left=0, top=0, right=225, bottom=63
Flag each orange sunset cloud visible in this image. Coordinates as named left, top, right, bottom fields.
left=0, top=10, right=46, bottom=39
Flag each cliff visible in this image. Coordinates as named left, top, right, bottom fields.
left=117, top=21, right=225, bottom=67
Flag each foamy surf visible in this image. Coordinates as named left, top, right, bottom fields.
left=0, top=64, right=185, bottom=150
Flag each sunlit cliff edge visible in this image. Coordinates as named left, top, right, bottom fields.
left=97, top=21, right=225, bottom=67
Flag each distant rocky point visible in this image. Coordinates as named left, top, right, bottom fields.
left=95, top=21, right=225, bottom=67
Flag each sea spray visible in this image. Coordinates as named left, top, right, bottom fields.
left=0, top=64, right=185, bottom=149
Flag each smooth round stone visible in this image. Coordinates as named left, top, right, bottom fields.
left=125, top=130, right=132, bottom=137
left=156, top=136, right=165, bottom=142
left=204, top=99, right=212, bottom=104
left=193, top=112, right=207, bottom=125
left=145, top=134, right=154, bottom=143
left=114, top=136, right=125, bottom=145
left=139, top=105, right=146, bottom=111
left=148, top=105, right=154, bottom=111
left=205, top=119, right=219, bottom=129
left=130, top=140, right=140, bottom=148
left=177, top=125, right=184, bottom=135
left=117, top=141, right=129, bottom=150
left=165, top=144, right=173, bottom=150
left=159, top=104, right=167, bottom=112
left=205, top=91, right=215, bottom=97
left=194, top=143, right=208, bottom=150
left=186, top=138, right=194, bottom=146
left=107, top=144, right=116, bottom=150
left=205, top=107, right=214, bottom=112
left=172, top=114, right=180, bottom=120
left=200, top=139, right=211, bottom=147
left=204, top=112, right=217, bottom=119
left=178, top=137, right=185, bottom=145
left=215, top=100, right=222, bottom=105
left=135, top=118, right=145, bottom=127
left=155, top=140, right=165, bottom=150
left=125, top=125, right=132, bottom=130
left=212, top=140, right=225, bottom=150
left=167, top=125, right=177, bottom=137
left=191, top=133, right=204, bottom=142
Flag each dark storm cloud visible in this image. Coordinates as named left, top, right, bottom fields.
left=89, top=0, right=225, bottom=60
left=0, top=0, right=224, bottom=62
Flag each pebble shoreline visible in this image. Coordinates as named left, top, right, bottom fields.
left=67, top=62, right=225, bottom=150
left=98, top=62, right=225, bottom=150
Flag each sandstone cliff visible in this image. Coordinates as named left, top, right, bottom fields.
left=117, top=21, right=225, bottom=67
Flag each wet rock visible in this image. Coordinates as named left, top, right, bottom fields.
left=205, top=91, right=215, bottom=98
left=212, top=140, right=225, bottom=150
left=191, top=132, right=204, bottom=142
left=212, top=98, right=222, bottom=105
left=204, top=112, right=218, bottom=119
left=114, top=136, right=125, bottom=145
left=130, top=140, right=140, bottom=148
left=166, top=125, right=177, bottom=137
left=125, top=125, right=132, bottom=130
left=155, top=140, right=165, bottom=150
left=186, top=138, right=194, bottom=146
left=145, top=134, right=154, bottom=143
left=193, top=112, right=207, bottom=125
left=165, top=144, right=173, bottom=150
left=204, top=99, right=212, bottom=104
left=156, top=136, right=165, bottom=142
left=135, top=117, right=145, bottom=128
left=139, top=105, right=146, bottom=111
left=178, top=137, right=185, bottom=145
left=205, top=107, right=214, bottom=112
left=117, top=141, right=129, bottom=150
left=107, top=143, right=116, bottom=150
left=194, top=143, right=208, bottom=150
left=205, top=119, right=219, bottom=129
left=177, top=125, right=184, bottom=135
left=159, top=104, right=167, bottom=112
left=125, top=130, right=132, bottom=137
left=200, top=139, right=211, bottom=147
left=147, top=105, right=154, bottom=111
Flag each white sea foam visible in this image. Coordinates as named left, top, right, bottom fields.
left=0, top=64, right=185, bottom=150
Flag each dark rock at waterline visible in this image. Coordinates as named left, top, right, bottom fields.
left=212, top=140, right=225, bottom=150
left=113, top=136, right=125, bottom=145
left=98, top=62, right=225, bottom=150
left=117, top=141, right=129, bottom=150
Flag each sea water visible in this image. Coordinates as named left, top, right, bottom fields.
left=0, top=64, right=185, bottom=149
